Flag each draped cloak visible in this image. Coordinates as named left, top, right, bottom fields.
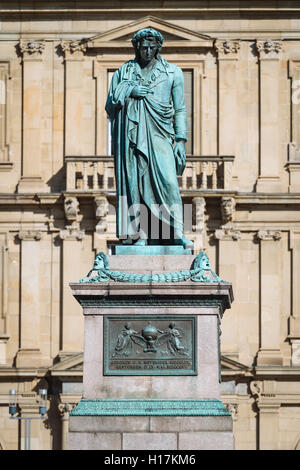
left=105, top=57, right=187, bottom=240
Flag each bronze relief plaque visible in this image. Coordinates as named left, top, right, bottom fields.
left=103, top=315, right=197, bottom=375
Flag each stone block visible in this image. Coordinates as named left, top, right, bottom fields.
left=67, top=432, right=121, bottom=450
left=150, top=416, right=233, bottom=433
left=123, top=432, right=177, bottom=450
left=69, top=416, right=149, bottom=433
left=178, top=431, right=234, bottom=450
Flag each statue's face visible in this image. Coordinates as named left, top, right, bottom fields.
left=138, top=39, right=158, bottom=64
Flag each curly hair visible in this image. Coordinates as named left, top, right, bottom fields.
left=131, top=28, right=164, bottom=57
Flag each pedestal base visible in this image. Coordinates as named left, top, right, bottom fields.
left=67, top=399, right=234, bottom=450
left=68, top=253, right=234, bottom=450
left=17, top=177, right=49, bottom=193
left=15, top=348, right=42, bottom=367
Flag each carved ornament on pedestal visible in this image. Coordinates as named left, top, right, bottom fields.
left=214, top=40, right=240, bottom=56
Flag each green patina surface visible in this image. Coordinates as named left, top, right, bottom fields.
left=114, top=245, right=192, bottom=255
left=70, top=398, right=231, bottom=417
left=78, top=251, right=225, bottom=284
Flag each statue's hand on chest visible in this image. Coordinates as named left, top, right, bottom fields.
left=130, top=85, right=153, bottom=100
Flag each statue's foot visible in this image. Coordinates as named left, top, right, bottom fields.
left=121, top=238, right=133, bottom=245
left=134, top=238, right=148, bottom=246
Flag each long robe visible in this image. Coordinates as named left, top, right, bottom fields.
left=105, top=57, right=187, bottom=241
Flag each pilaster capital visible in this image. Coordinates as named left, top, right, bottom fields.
left=255, top=40, right=283, bottom=59
left=60, top=40, right=87, bottom=59
left=214, top=39, right=240, bottom=59
left=214, top=228, right=241, bottom=241
left=257, top=230, right=281, bottom=241
left=58, top=402, right=76, bottom=418
left=18, top=40, right=45, bottom=59
left=18, top=230, right=43, bottom=241
left=59, top=225, right=85, bottom=241
left=224, top=403, right=239, bottom=421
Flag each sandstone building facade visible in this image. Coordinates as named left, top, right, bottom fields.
left=0, top=1, right=300, bottom=450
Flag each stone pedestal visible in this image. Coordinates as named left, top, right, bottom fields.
left=67, top=254, right=234, bottom=450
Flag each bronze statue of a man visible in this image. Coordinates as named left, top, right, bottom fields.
left=106, top=28, right=192, bottom=248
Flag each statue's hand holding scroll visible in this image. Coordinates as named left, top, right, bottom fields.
left=174, top=140, right=186, bottom=176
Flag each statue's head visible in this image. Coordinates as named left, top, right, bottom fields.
left=93, top=252, right=109, bottom=271
left=192, top=252, right=211, bottom=271
left=131, top=28, right=164, bottom=63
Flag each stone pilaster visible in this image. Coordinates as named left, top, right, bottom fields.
left=60, top=40, right=95, bottom=156
left=59, top=226, right=85, bottom=352
left=17, top=41, right=48, bottom=193
left=214, top=40, right=240, bottom=157
left=288, top=230, right=300, bottom=364
left=59, top=402, right=76, bottom=450
left=256, top=230, right=283, bottom=365
left=287, top=60, right=300, bottom=192
left=255, top=40, right=283, bottom=192
left=15, top=230, right=43, bottom=367
left=192, top=196, right=206, bottom=252
left=250, top=380, right=280, bottom=450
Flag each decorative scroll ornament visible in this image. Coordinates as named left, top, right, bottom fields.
left=257, top=230, right=281, bottom=241
left=78, top=251, right=225, bottom=284
left=19, top=40, right=45, bottom=56
left=214, top=228, right=241, bottom=241
left=59, top=225, right=85, bottom=241
left=224, top=403, right=239, bottom=421
left=256, top=40, right=282, bottom=55
left=60, top=40, right=87, bottom=55
left=18, top=230, right=42, bottom=241
left=214, top=40, right=240, bottom=55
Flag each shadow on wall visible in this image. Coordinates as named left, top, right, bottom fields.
left=47, top=166, right=66, bottom=193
